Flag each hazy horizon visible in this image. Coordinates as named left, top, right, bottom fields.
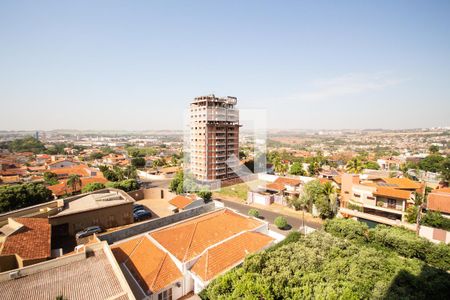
left=1, top=1, right=450, bottom=131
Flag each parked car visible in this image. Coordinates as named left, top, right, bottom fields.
left=134, top=210, right=151, bottom=221
left=133, top=204, right=145, bottom=212
left=75, top=226, right=103, bottom=239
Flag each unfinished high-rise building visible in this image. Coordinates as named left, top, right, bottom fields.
left=189, top=94, right=240, bottom=181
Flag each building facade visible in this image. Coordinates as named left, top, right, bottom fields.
left=189, top=95, right=240, bottom=181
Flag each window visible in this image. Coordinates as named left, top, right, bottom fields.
left=158, top=288, right=172, bottom=300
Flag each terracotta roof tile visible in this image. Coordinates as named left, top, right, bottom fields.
left=266, top=182, right=285, bottom=192
left=150, top=209, right=263, bottom=262
left=374, top=187, right=412, bottom=200
left=169, top=195, right=194, bottom=209
left=112, top=237, right=182, bottom=293
left=427, top=192, right=450, bottom=214
left=0, top=218, right=51, bottom=260
left=274, top=177, right=301, bottom=186
left=380, top=177, right=422, bottom=190
left=191, top=231, right=273, bottom=282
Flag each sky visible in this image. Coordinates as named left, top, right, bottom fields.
left=1, top=0, right=450, bottom=131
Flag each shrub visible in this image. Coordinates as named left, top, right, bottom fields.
left=202, top=231, right=450, bottom=299
left=248, top=209, right=259, bottom=218
left=198, top=190, right=212, bottom=203
left=106, top=179, right=139, bottom=192
left=274, top=216, right=288, bottom=229
left=324, top=218, right=369, bottom=243
left=81, top=182, right=106, bottom=193
left=324, top=218, right=450, bottom=270
left=421, top=211, right=450, bottom=231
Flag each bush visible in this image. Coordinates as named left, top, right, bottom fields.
left=106, top=179, right=139, bottom=192
left=324, top=218, right=450, bottom=270
left=0, top=183, right=53, bottom=213
left=248, top=209, right=259, bottom=218
left=198, top=190, right=212, bottom=203
left=324, top=218, right=369, bottom=243
left=274, top=216, right=288, bottom=229
left=202, top=231, right=450, bottom=299
left=81, top=182, right=106, bottom=193
left=421, top=211, right=450, bottom=231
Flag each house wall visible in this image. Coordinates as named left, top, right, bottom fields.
left=49, top=203, right=133, bottom=236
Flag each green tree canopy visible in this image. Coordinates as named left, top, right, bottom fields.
left=43, top=171, right=59, bottom=185
left=81, top=182, right=106, bottom=193
left=0, top=183, right=53, bottom=213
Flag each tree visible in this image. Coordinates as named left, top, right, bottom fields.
left=429, top=145, right=440, bottom=154
left=274, top=216, right=288, bottom=229
left=273, top=158, right=288, bottom=175
left=198, top=189, right=212, bottom=203
left=288, top=195, right=309, bottom=233
left=421, top=211, right=450, bottom=231
left=89, top=152, right=104, bottom=160
left=345, top=158, right=364, bottom=174
left=0, top=183, right=53, bottom=213
left=66, top=174, right=82, bottom=195
left=307, top=161, right=320, bottom=176
left=8, top=136, right=46, bottom=153
left=440, top=157, right=450, bottom=183
left=364, top=161, right=380, bottom=170
left=43, top=171, right=59, bottom=185
left=289, top=162, right=305, bottom=176
left=131, top=157, right=146, bottom=168
left=320, top=181, right=337, bottom=218
left=248, top=209, right=259, bottom=218
left=106, top=179, right=139, bottom=192
left=123, top=165, right=137, bottom=179
left=418, top=154, right=445, bottom=173
left=81, top=182, right=106, bottom=193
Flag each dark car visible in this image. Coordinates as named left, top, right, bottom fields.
left=75, top=226, right=103, bottom=239
left=134, top=210, right=151, bottom=221
left=133, top=204, right=145, bottom=212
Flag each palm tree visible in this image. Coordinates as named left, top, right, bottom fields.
left=322, top=181, right=338, bottom=214
left=288, top=195, right=309, bottom=234
left=345, top=158, right=363, bottom=174
left=66, top=174, right=82, bottom=195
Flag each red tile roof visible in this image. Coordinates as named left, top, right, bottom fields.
left=169, top=195, right=195, bottom=209
left=150, top=209, right=263, bottom=262
left=191, top=231, right=273, bottom=282
left=0, top=218, right=51, bottom=260
left=48, top=177, right=108, bottom=196
left=112, top=237, right=182, bottom=293
left=427, top=191, right=450, bottom=214
left=374, top=186, right=412, bottom=200
left=274, top=177, right=301, bottom=186
left=379, top=177, right=422, bottom=190
left=266, top=182, right=285, bottom=192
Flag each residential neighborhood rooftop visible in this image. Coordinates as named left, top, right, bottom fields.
left=149, top=209, right=264, bottom=262
left=0, top=218, right=51, bottom=260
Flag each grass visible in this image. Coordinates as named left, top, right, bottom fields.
left=215, top=180, right=265, bottom=201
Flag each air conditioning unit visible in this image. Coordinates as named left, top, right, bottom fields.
left=9, top=270, right=21, bottom=279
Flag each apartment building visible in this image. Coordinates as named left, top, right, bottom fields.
left=189, top=95, right=240, bottom=181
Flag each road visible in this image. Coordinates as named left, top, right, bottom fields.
left=216, top=198, right=322, bottom=231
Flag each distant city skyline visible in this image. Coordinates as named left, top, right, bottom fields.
left=1, top=1, right=450, bottom=131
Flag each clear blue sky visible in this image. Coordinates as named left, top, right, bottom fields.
left=1, top=0, right=449, bottom=130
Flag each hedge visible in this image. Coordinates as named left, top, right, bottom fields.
left=324, top=218, right=450, bottom=270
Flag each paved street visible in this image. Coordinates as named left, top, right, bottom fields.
left=216, top=198, right=322, bottom=232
